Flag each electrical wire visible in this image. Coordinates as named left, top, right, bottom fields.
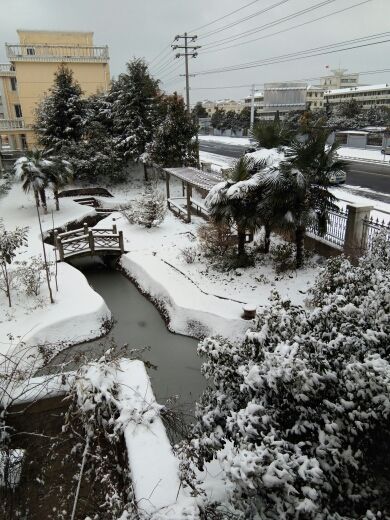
left=198, top=0, right=293, bottom=40
left=201, top=0, right=374, bottom=55
left=200, top=0, right=339, bottom=50
left=193, top=32, right=390, bottom=76
left=187, top=0, right=261, bottom=33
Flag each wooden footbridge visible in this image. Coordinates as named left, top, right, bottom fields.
left=54, top=223, right=125, bottom=261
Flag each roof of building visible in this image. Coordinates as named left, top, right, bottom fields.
left=164, top=167, right=223, bottom=192
left=326, top=83, right=390, bottom=95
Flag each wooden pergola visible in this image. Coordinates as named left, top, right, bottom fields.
left=163, top=166, right=223, bottom=223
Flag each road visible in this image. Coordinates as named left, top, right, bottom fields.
left=199, top=141, right=390, bottom=202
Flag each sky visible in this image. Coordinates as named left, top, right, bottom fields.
left=0, top=0, right=389, bottom=104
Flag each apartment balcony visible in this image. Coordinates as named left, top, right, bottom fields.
left=0, top=63, right=16, bottom=76
left=6, top=44, right=109, bottom=63
left=0, top=118, right=28, bottom=131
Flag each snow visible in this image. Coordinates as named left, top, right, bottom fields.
left=199, top=151, right=233, bottom=172
left=331, top=185, right=390, bottom=223
left=198, top=135, right=251, bottom=146
left=338, top=146, right=390, bottom=164
left=116, top=359, right=199, bottom=518
left=0, top=182, right=110, bottom=360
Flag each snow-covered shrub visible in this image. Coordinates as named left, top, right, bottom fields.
left=181, top=234, right=390, bottom=519
left=15, top=256, right=46, bottom=296
left=120, top=202, right=137, bottom=225
left=137, top=183, right=167, bottom=228
left=181, top=246, right=198, bottom=264
left=0, top=220, right=28, bottom=307
left=270, top=242, right=295, bottom=273
left=197, top=222, right=236, bottom=264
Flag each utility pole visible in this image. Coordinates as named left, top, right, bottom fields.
left=172, top=33, right=201, bottom=114
left=250, top=84, right=256, bottom=131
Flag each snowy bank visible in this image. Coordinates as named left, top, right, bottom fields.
left=0, top=183, right=111, bottom=358
left=120, top=252, right=249, bottom=342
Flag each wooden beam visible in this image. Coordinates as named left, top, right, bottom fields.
left=186, top=182, right=192, bottom=223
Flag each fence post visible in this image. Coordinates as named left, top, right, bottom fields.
left=112, top=223, right=117, bottom=234
left=118, top=230, right=125, bottom=253
left=83, top=222, right=88, bottom=235
left=88, top=231, right=95, bottom=255
left=344, top=204, right=373, bottom=257
left=57, top=236, right=64, bottom=261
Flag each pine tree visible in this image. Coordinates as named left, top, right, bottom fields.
left=34, top=64, right=85, bottom=151
left=137, top=183, right=167, bottom=228
left=146, top=92, right=198, bottom=167
left=109, top=58, right=159, bottom=162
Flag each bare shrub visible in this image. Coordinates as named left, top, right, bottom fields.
left=197, top=222, right=236, bottom=261
left=180, top=246, right=198, bottom=264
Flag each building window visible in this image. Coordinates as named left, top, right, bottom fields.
left=20, top=134, right=28, bottom=150
left=14, top=104, right=23, bottom=118
left=10, top=77, right=17, bottom=91
left=26, top=47, right=35, bottom=56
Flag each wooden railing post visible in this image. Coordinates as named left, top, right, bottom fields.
left=57, top=237, right=64, bottom=261
left=88, top=231, right=95, bottom=255
left=112, top=223, right=117, bottom=234
left=118, top=231, right=125, bottom=253
left=83, top=222, right=88, bottom=234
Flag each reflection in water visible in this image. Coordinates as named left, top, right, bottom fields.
left=49, top=263, right=205, bottom=413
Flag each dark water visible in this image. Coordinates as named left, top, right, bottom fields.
left=49, top=264, right=205, bottom=412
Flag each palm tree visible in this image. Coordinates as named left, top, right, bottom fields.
left=14, top=152, right=47, bottom=211
left=259, top=130, right=346, bottom=268
left=46, top=158, right=73, bottom=210
left=206, top=156, right=266, bottom=263
left=250, top=119, right=294, bottom=150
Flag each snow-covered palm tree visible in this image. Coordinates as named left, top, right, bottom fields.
left=250, top=119, right=294, bottom=150
left=14, top=151, right=47, bottom=211
left=206, top=156, right=267, bottom=263
left=259, top=130, right=345, bottom=268
left=46, top=158, right=73, bottom=210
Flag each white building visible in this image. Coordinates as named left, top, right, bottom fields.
left=324, top=84, right=390, bottom=111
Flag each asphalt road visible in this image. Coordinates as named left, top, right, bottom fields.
left=199, top=141, right=390, bottom=202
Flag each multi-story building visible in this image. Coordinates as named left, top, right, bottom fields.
left=202, top=100, right=216, bottom=116
left=262, top=82, right=307, bottom=120
left=0, top=30, right=110, bottom=151
left=306, top=85, right=326, bottom=111
left=324, top=84, right=390, bottom=111
left=320, top=68, right=359, bottom=89
left=200, top=98, right=244, bottom=117
left=244, top=91, right=264, bottom=112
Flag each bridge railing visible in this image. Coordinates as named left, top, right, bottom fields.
left=54, top=223, right=124, bottom=261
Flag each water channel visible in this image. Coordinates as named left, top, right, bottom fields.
left=48, top=262, right=205, bottom=414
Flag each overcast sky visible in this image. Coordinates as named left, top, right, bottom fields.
left=1, top=0, right=389, bottom=103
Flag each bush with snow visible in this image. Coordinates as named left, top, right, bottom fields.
left=181, top=233, right=390, bottom=519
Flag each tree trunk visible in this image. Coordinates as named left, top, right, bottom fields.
left=39, top=188, right=47, bottom=214
left=3, top=262, right=11, bottom=307
left=295, top=226, right=305, bottom=268
left=34, top=189, right=40, bottom=208
left=54, top=189, right=60, bottom=211
left=237, top=227, right=246, bottom=257
left=264, top=224, right=271, bottom=253
left=143, top=163, right=148, bottom=182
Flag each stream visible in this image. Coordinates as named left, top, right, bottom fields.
left=48, top=262, right=205, bottom=413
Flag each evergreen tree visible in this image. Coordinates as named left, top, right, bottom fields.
left=146, top=92, right=198, bottom=167
left=34, top=64, right=85, bottom=151
left=211, top=107, right=227, bottom=133
left=238, top=106, right=251, bottom=131
left=61, top=93, right=126, bottom=182
left=192, top=102, right=208, bottom=119
left=109, top=58, right=159, bottom=162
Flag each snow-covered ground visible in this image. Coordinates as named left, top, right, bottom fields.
left=0, top=183, right=110, bottom=360
left=198, top=135, right=251, bottom=146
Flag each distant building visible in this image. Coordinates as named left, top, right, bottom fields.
left=320, top=68, right=359, bottom=89
left=324, top=84, right=390, bottom=111
left=262, top=82, right=307, bottom=120
left=202, top=100, right=216, bottom=116
left=306, top=85, right=326, bottom=111
left=244, top=91, right=264, bottom=112
left=0, top=29, right=110, bottom=151
left=215, top=98, right=244, bottom=113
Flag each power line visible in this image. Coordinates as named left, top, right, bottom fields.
left=201, top=0, right=374, bottom=55
left=200, top=0, right=339, bottom=51
left=189, top=68, right=390, bottom=91
left=193, top=32, right=390, bottom=76
left=198, top=0, right=293, bottom=40
left=187, top=0, right=261, bottom=33
left=148, top=44, right=172, bottom=67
